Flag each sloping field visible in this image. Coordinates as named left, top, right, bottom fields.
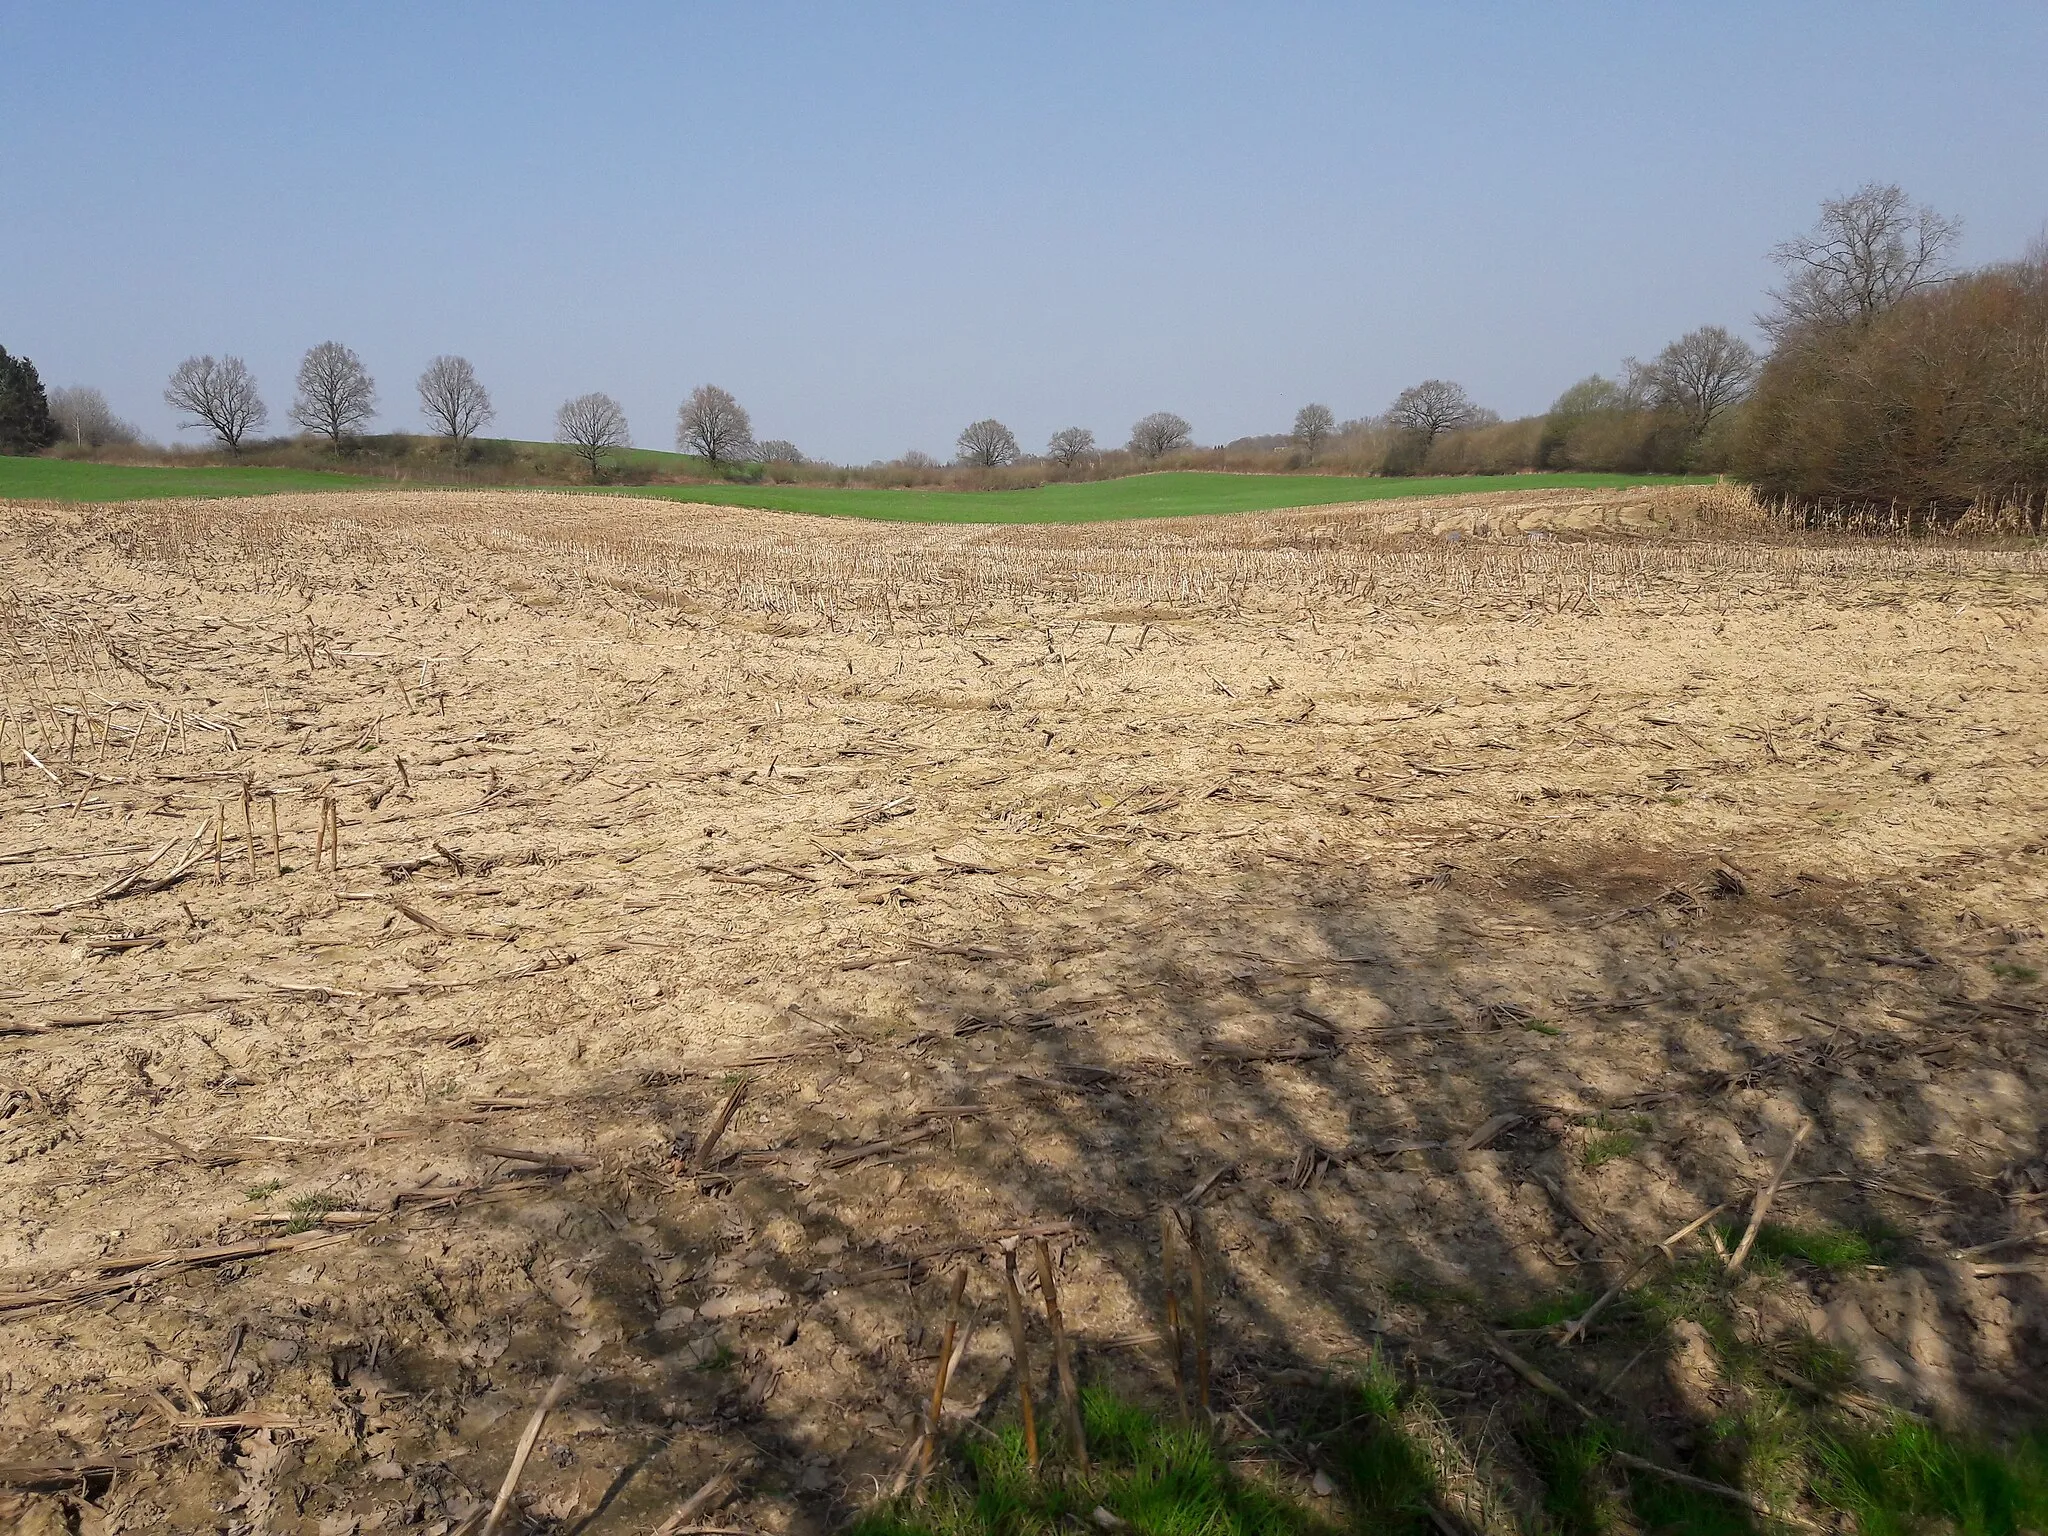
left=612, top=470, right=1715, bottom=523
left=0, top=454, right=1706, bottom=521
left=2, top=486, right=2046, bottom=1532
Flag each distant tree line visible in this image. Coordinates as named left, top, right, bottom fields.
left=4, top=183, right=2038, bottom=522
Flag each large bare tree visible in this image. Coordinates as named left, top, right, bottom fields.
left=1648, top=325, right=1759, bottom=436
left=1128, top=411, right=1191, bottom=459
left=956, top=418, right=1019, bottom=467
left=416, top=355, right=494, bottom=449
left=48, top=386, right=139, bottom=449
left=1047, top=426, right=1095, bottom=467
left=1385, top=379, right=1477, bottom=452
left=757, top=439, right=805, bottom=465
left=676, top=385, right=755, bottom=464
left=289, top=341, right=377, bottom=447
left=553, top=392, right=631, bottom=481
left=164, top=355, right=267, bottom=451
left=1292, top=402, right=1336, bottom=462
left=1767, top=183, right=1961, bottom=337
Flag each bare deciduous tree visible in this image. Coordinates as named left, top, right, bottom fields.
left=1128, top=411, right=1191, bottom=459
left=1292, top=403, right=1336, bottom=462
left=898, top=449, right=938, bottom=469
left=1767, top=183, right=1961, bottom=336
left=757, top=439, right=805, bottom=464
left=1647, top=325, right=1759, bottom=436
left=417, top=356, right=494, bottom=448
left=48, top=386, right=139, bottom=449
left=1047, top=426, right=1096, bottom=467
left=164, top=355, right=267, bottom=452
left=956, top=418, right=1019, bottom=467
left=553, top=392, right=631, bottom=481
left=677, top=385, right=755, bottom=464
left=1385, top=379, right=1477, bottom=451
left=289, top=341, right=377, bottom=447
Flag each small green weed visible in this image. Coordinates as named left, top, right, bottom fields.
left=1582, top=1130, right=1642, bottom=1170
left=1499, top=1289, right=1595, bottom=1331
left=1990, top=962, right=2039, bottom=983
left=1521, top=1019, right=1564, bottom=1037
left=1769, top=1334, right=1861, bottom=1392
left=1518, top=1419, right=1631, bottom=1536
left=244, top=1179, right=284, bottom=1202
left=1386, top=1276, right=1479, bottom=1310
left=283, top=1192, right=340, bottom=1233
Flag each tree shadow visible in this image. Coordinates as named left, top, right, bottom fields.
left=404, top=830, right=2045, bottom=1531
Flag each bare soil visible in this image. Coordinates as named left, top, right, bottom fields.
left=2, top=488, right=2045, bottom=1534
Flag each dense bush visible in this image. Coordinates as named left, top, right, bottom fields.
left=1736, top=255, right=2048, bottom=526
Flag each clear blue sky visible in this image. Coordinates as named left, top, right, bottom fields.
left=5, top=2, right=2044, bottom=463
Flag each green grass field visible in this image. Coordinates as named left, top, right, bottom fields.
left=0, top=455, right=1709, bottom=523
left=0, top=458, right=381, bottom=502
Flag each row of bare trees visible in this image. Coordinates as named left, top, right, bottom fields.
left=153, top=348, right=789, bottom=481
left=950, top=412, right=1193, bottom=470
left=162, top=348, right=496, bottom=455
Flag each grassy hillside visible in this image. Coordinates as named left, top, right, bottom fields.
left=618, top=470, right=1715, bottom=523
left=0, top=458, right=383, bottom=501
left=1, top=455, right=1710, bottom=522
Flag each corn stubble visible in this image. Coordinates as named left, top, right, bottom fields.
left=1, top=486, right=2045, bottom=1531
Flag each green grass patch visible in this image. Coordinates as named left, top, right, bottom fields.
left=853, top=1350, right=2048, bottom=1536
left=1715, top=1220, right=1894, bottom=1276
left=1575, top=1113, right=1653, bottom=1170
left=0, top=456, right=384, bottom=502
left=1499, top=1289, right=1596, bottom=1331
left=854, top=1374, right=1438, bottom=1536
left=692, top=1342, right=737, bottom=1373
left=1819, top=1421, right=2048, bottom=1536
left=618, top=470, right=1714, bottom=524
left=1582, top=1130, right=1643, bottom=1170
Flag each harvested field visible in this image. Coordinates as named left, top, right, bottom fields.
left=3, top=486, right=2046, bottom=1533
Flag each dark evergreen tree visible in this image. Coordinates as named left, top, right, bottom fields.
left=0, top=346, right=59, bottom=456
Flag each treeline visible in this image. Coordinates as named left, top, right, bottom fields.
left=1383, top=182, right=2048, bottom=528
left=4, top=345, right=785, bottom=487
left=3, top=186, right=2040, bottom=521
left=1735, top=188, right=2046, bottom=526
